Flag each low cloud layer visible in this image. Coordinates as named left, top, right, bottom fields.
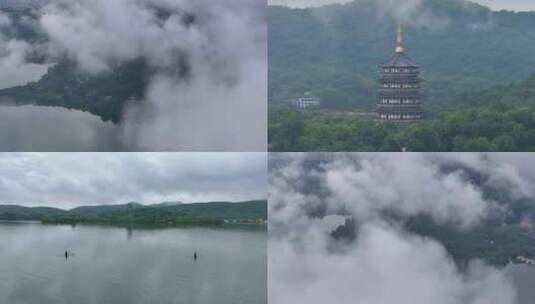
left=270, top=223, right=516, bottom=304
left=268, top=153, right=535, bottom=304
left=0, top=152, right=266, bottom=208
left=42, top=0, right=266, bottom=151
left=0, top=0, right=266, bottom=151
left=0, top=12, right=49, bottom=89
left=269, top=0, right=493, bottom=33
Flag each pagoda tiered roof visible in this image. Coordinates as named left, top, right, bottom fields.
left=380, top=52, right=419, bottom=68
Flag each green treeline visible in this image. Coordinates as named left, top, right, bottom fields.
left=0, top=201, right=268, bottom=228
left=269, top=0, right=535, bottom=110
left=41, top=208, right=223, bottom=227
left=269, top=94, right=535, bottom=152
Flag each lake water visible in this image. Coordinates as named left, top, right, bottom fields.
left=0, top=105, right=123, bottom=151
left=505, top=264, right=535, bottom=304
left=0, top=222, right=266, bottom=304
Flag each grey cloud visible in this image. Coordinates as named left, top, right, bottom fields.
left=0, top=12, right=49, bottom=89
left=0, top=0, right=266, bottom=151
left=269, top=221, right=517, bottom=304
left=269, top=153, right=501, bottom=232
left=0, top=152, right=266, bottom=208
left=268, top=0, right=353, bottom=7
left=37, top=0, right=267, bottom=151
left=268, top=153, right=532, bottom=304
left=471, top=0, right=535, bottom=11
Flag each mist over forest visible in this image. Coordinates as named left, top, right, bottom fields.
left=269, top=153, right=535, bottom=304
left=0, top=0, right=266, bottom=151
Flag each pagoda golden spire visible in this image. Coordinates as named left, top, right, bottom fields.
left=395, top=24, right=404, bottom=53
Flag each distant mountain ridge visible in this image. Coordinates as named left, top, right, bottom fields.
left=0, top=200, right=267, bottom=221
left=269, top=0, right=535, bottom=111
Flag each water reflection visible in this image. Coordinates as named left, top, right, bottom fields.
left=0, top=105, right=123, bottom=151
left=505, top=264, right=535, bottom=304
left=0, top=222, right=266, bottom=304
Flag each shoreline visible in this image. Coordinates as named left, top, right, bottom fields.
left=0, top=220, right=267, bottom=230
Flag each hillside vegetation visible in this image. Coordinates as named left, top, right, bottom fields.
left=269, top=0, right=535, bottom=111
left=0, top=7, right=188, bottom=123
left=0, top=200, right=267, bottom=227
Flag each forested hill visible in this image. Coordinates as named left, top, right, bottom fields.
left=0, top=7, right=188, bottom=123
left=0, top=7, right=152, bottom=123
left=0, top=59, right=151, bottom=123
left=269, top=72, right=535, bottom=152
left=448, top=73, right=535, bottom=109
left=0, top=200, right=268, bottom=224
left=269, top=0, right=535, bottom=110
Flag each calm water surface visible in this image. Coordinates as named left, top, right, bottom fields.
left=0, top=105, right=123, bottom=151
left=0, top=222, right=266, bottom=304
left=506, top=264, right=535, bottom=304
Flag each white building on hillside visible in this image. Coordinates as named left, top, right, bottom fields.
left=292, top=92, right=321, bottom=110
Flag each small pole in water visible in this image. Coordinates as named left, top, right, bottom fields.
left=194, top=252, right=197, bottom=261
left=65, top=250, right=68, bottom=260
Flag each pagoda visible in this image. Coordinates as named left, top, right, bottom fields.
left=377, top=26, right=422, bottom=125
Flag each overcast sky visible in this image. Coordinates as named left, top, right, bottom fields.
left=0, top=153, right=266, bottom=208
left=268, top=0, right=535, bottom=11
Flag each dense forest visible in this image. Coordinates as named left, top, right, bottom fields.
left=0, top=200, right=267, bottom=227
left=41, top=207, right=224, bottom=227
left=268, top=0, right=535, bottom=151
left=269, top=0, right=535, bottom=110
left=270, top=74, right=535, bottom=151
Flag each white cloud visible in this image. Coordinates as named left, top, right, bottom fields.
left=0, top=12, right=50, bottom=89
left=268, top=153, right=533, bottom=304
left=269, top=222, right=517, bottom=304
left=0, top=152, right=266, bottom=207
left=268, top=0, right=352, bottom=7
left=36, top=0, right=266, bottom=151
left=269, top=153, right=504, bottom=232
